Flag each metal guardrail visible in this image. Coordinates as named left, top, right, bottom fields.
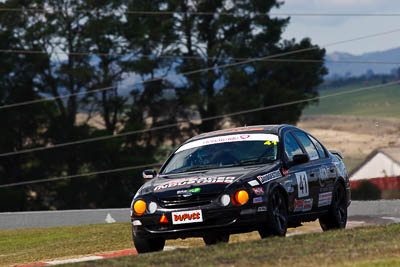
left=1, top=200, right=400, bottom=230
left=0, top=208, right=130, bottom=230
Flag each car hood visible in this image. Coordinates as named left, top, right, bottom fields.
left=137, top=163, right=280, bottom=199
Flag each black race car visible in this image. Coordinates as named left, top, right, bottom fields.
left=130, top=125, right=351, bottom=253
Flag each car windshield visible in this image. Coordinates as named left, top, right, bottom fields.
left=162, top=133, right=279, bottom=174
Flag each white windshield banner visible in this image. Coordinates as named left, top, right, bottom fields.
left=175, top=133, right=279, bottom=153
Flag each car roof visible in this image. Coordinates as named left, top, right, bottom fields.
left=186, top=125, right=290, bottom=143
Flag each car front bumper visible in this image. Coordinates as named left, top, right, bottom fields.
left=131, top=204, right=268, bottom=240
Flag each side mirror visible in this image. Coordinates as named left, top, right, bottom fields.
left=287, top=154, right=309, bottom=168
left=330, top=150, right=344, bottom=160
left=142, top=169, right=157, bottom=179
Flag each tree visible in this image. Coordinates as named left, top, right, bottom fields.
left=82, top=0, right=127, bottom=134
left=122, top=0, right=188, bottom=148
left=0, top=0, right=152, bottom=210
left=222, top=38, right=327, bottom=125
left=0, top=0, right=328, bottom=211
left=170, top=0, right=326, bottom=131
left=0, top=3, right=56, bottom=210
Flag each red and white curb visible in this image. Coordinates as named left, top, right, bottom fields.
left=15, top=247, right=179, bottom=266
left=15, top=249, right=137, bottom=266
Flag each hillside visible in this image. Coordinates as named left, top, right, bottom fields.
left=325, top=47, right=400, bottom=77
left=304, top=81, right=400, bottom=118
left=298, top=80, right=400, bottom=171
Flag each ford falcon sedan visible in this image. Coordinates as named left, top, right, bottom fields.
left=130, top=125, right=351, bottom=253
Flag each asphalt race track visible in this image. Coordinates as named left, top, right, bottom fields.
left=1, top=200, right=400, bottom=230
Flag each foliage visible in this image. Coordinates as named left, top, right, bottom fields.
left=222, top=38, right=326, bottom=125
left=351, top=181, right=382, bottom=200
left=0, top=0, right=326, bottom=211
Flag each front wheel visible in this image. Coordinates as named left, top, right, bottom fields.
left=133, top=235, right=165, bottom=253
left=203, top=234, right=230, bottom=245
left=259, top=189, right=288, bottom=238
left=319, top=182, right=347, bottom=231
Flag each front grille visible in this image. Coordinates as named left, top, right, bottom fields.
left=157, top=193, right=219, bottom=208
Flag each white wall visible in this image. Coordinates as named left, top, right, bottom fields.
left=350, top=152, right=400, bottom=181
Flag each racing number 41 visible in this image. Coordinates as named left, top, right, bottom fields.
left=295, top=172, right=309, bottom=198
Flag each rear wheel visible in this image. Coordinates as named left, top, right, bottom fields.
left=259, top=189, right=288, bottom=238
left=133, top=235, right=165, bottom=253
left=203, top=234, right=230, bottom=245
left=319, top=182, right=347, bottom=231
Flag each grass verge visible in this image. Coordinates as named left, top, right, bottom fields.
left=0, top=223, right=132, bottom=266
left=69, top=224, right=400, bottom=267
left=0, top=222, right=263, bottom=266
left=3, top=222, right=400, bottom=267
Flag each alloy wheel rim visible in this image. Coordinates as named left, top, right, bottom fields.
left=335, top=186, right=346, bottom=224
left=272, top=192, right=286, bottom=232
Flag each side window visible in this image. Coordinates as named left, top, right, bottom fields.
left=309, top=135, right=327, bottom=158
left=284, top=133, right=303, bottom=161
left=292, top=131, right=320, bottom=161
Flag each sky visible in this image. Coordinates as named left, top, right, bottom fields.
left=273, top=0, right=400, bottom=55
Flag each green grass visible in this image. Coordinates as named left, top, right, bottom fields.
left=350, top=258, right=400, bottom=267
left=0, top=222, right=261, bottom=266
left=0, top=223, right=133, bottom=266
left=3, top=222, right=400, bottom=267
left=304, top=82, right=400, bottom=118
left=69, top=224, right=400, bottom=267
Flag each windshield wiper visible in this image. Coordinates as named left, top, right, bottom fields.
left=167, top=164, right=220, bottom=174
left=234, top=157, right=275, bottom=167
left=236, top=159, right=262, bottom=166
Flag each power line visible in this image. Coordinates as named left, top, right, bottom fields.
left=0, top=162, right=162, bottom=188
left=261, top=59, right=400, bottom=65
left=0, top=86, right=117, bottom=110
left=0, top=28, right=398, bottom=156
left=2, top=26, right=400, bottom=111
left=0, top=81, right=399, bottom=188
left=0, top=80, right=399, bottom=158
left=2, top=48, right=400, bottom=66
left=1, top=80, right=399, bottom=188
left=267, top=13, right=400, bottom=17
left=0, top=47, right=318, bottom=110
left=1, top=7, right=400, bottom=17
left=2, top=27, right=400, bottom=59
left=322, top=28, right=400, bottom=48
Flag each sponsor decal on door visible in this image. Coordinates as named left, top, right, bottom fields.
left=294, top=198, right=313, bottom=212
left=257, top=170, right=282, bottom=184
left=295, top=172, right=309, bottom=198
left=318, top=192, right=333, bottom=207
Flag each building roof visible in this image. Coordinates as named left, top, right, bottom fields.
left=349, top=147, right=400, bottom=177
left=379, top=147, right=400, bottom=165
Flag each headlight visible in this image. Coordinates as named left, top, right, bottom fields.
left=133, top=200, right=147, bottom=216
left=220, top=194, right=230, bottom=206
left=148, top=202, right=157, bottom=214
left=233, top=190, right=249, bottom=206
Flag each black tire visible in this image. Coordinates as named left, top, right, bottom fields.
left=259, top=189, right=288, bottom=238
left=319, top=182, right=347, bottom=231
left=133, top=235, right=165, bottom=253
left=203, top=234, right=230, bottom=246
